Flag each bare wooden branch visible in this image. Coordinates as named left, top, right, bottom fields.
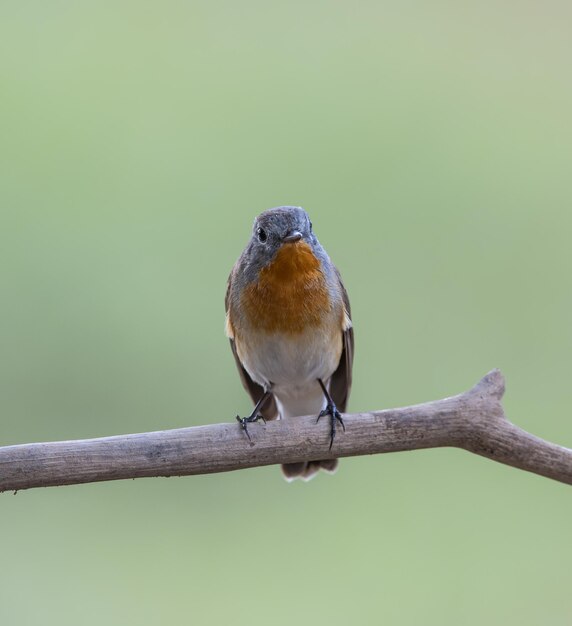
left=0, top=369, right=571, bottom=492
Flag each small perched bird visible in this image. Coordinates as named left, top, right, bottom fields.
left=225, top=206, right=354, bottom=481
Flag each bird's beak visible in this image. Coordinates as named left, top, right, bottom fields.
left=282, top=230, right=303, bottom=243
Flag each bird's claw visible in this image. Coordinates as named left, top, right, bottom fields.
left=236, top=414, right=265, bottom=441
left=317, top=403, right=345, bottom=450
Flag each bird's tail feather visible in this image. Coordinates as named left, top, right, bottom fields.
left=281, top=459, right=339, bottom=482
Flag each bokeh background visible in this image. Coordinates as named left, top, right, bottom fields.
left=1, top=1, right=571, bottom=624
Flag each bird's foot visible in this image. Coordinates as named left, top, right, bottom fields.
left=236, top=413, right=266, bottom=441
left=316, top=402, right=345, bottom=450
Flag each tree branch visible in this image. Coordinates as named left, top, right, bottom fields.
left=1, top=369, right=571, bottom=492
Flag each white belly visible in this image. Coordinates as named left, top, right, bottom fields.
left=235, top=326, right=342, bottom=419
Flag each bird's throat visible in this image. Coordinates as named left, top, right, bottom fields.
left=241, top=242, right=331, bottom=334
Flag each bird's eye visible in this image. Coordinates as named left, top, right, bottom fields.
left=257, top=227, right=268, bottom=243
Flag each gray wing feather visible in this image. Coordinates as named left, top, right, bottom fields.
left=328, top=267, right=354, bottom=412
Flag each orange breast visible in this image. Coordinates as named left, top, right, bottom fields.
left=241, top=241, right=331, bottom=334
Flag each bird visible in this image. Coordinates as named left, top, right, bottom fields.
left=225, top=206, right=354, bottom=481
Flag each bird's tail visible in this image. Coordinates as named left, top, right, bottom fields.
left=281, top=459, right=339, bottom=482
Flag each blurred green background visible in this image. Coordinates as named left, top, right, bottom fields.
left=1, top=1, right=571, bottom=624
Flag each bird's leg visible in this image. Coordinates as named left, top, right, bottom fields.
left=316, top=378, right=345, bottom=450
left=236, top=391, right=270, bottom=441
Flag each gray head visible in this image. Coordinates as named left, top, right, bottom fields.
left=235, top=206, right=331, bottom=285
left=254, top=206, right=313, bottom=248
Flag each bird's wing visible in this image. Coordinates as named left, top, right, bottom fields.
left=225, top=276, right=278, bottom=420
left=329, top=267, right=354, bottom=412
